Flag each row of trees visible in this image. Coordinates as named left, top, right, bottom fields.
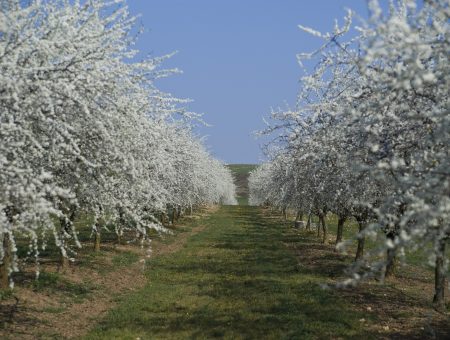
left=0, top=0, right=236, bottom=288
left=249, top=0, right=448, bottom=310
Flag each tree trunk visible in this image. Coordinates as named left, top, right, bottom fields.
left=172, top=210, right=176, bottom=225
left=319, top=214, right=327, bottom=244
left=355, top=219, right=366, bottom=261
left=306, top=213, right=312, bottom=231
left=282, top=208, right=287, bottom=221
left=160, top=212, right=167, bottom=226
left=385, top=248, right=397, bottom=278
left=336, top=215, right=347, bottom=244
left=59, top=217, right=69, bottom=271
left=385, top=232, right=397, bottom=278
left=94, top=228, right=101, bottom=252
left=94, top=206, right=103, bottom=252
left=433, top=238, right=447, bottom=311
left=385, top=205, right=404, bottom=278
left=60, top=252, right=70, bottom=271
left=296, top=210, right=303, bottom=221
left=138, top=231, right=145, bottom=246
left=0, top=233, right=12, bottom=289
left=168, top=206, right=175, bottom=225
left=58, top=207, right=76, bottom=271
left=59, top=239, right=69, bottom=271
left=317, top=216, right=321, bottom=238
left=117, top=208, right=126, bottom=245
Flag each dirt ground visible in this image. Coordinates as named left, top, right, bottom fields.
left=0, top=219, right=207, bottom=339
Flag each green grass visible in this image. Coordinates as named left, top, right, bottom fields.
left=317, top=213, right=439, bottom=272
left=85, top=205, right=371, bottom=339
left=41, top=306, right=67, bottom=314
left=227, top=164, right=258, bottom=206
left=227, top=164, right=258, bottom=175
left=0, top=289, right=13, bottom=301
left=287, top=212, right=438, bottom=274
left=111, top=251, right=140, bottom=268
left=32, top=271, right=96, bottom=303
left=236, top=196, right=249, bottom=206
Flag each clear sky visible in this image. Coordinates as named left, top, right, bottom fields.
left=127, top=0, right=372, bottom=164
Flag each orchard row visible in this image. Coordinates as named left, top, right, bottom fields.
left=249, top=0, right=449, bottom=310
left=0, top=0, right=236, bottom=288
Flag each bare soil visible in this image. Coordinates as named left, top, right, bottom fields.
left=0, top=219, right=207, bottom=339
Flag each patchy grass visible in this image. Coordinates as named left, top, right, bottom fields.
left=0, top=290, right=13, bottom=302
left=227, top=164, right=258, bottom=175
left=31, top=271, right=95, bottom=303
left=41, top=306, right=67, bottom=314
left=2, top=205, right=448, bottom=339
left=0, top=208, right=209, bottom=339
left=236, top=196, right=249, bottom=206
left=86, top=206, right=369, bottom=339
left=86, top=205, right=449, bottom=339
left=111, top=251, right=140, bottom=268
left=227, top=164, right=258, bottom=206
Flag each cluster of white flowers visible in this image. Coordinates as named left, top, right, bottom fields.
left=0, top=0, right=236, bottom=287
left=249, top=0, right=449, bottom=309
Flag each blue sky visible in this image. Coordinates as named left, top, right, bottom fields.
left=127, top=0, right=372, bottom=164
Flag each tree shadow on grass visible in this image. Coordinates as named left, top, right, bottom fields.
left=88, top=206, right=450, bottom=339
left=90, top=206, right=374, bottom=339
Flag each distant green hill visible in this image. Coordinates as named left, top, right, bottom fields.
left=227, top=164, right=258, bottom=205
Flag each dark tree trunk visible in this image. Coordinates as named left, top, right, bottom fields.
left=385, top=231, right=397, bottom=278
left=169, top=206, right=176, bottom=225
left=433, top=238, right=447, bottom=311
left=296, top=210, right=303, bottom=221
left=0, top=233, right=12, bottom=289
left=160, top=212, right=167, bottom=226
left=385, top=248, right=397, bottom=278
left=319, top=214, right=327, bottom=244
left=336, top=215, right=347, bottom=244
left=59, top=217, right=70, bottom=271
left=355, top=219, right=366, bottom=261
left=117, top=208, right=126, bottom=245
left=385, top=205, right=405, bottom=278
left=306, top=213, right=312, bottom=231
left=282, top=208, right=287, bottom=221
left=94, top=206, right=103, bottom=252
left=94, top=215, right=101, bottom=252
left=316, top=215, right=321, bottom=238
left=173, top=206, right=178, bottom=224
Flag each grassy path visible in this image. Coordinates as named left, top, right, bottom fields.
left=85, top=206, right=367, bottom=339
